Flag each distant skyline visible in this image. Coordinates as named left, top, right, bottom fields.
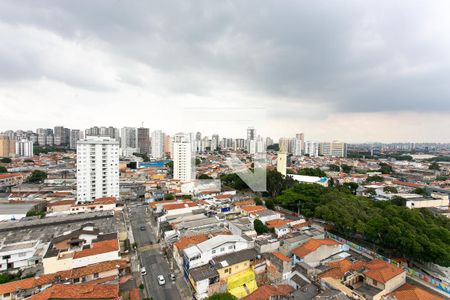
left=1, top=1, right=450, bottom=142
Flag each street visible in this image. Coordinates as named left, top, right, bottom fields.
left=128, top=203, right=185, bottom=300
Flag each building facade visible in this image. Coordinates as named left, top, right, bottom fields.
left=76, top=137, right=119, bottom=202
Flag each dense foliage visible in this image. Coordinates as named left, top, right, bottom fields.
left=365, top=175, right=384, bottom=183
left=0, top=166, right=7, bottom=173
left=254, top=219, right=269, bottom=235
left=328, top=164, right=340, bottom=172
left=341, top=164, right=352, bottom=173
left=205, top=293, right=237, bottom=300
left=220, top=173, right=249, bottom=190
left=26, top=170, right=47, bottom=183
left=0, top=157, right=11, bottom=163
left=33, top=146, right=66, bottom=155
left=297, top=168, right=327, bottom=177
left=378, top=163, right=394, bottom=174
left=266, top=170, right=295, bottom=198
left=276, top=183, right=450, bottom=266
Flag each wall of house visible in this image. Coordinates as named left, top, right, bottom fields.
left=43, top=255, right=73, bottom=274
left=217, top=260, right=250, bottom=281
left=370, top=272, right=406, bottom=300
left=72, top=251, right=120, bottom=269
left=302, top=244, right=341, bottom=267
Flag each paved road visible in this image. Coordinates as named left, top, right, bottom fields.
left=128, top=204, right=183, bottom=300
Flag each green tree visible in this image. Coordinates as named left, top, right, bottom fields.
left=198, top=174, right=212, bottom=179
left=196, top=158, right=202, bottom=166
left=0, top=157, right=12, bottom=163
left=205, top=293, right=237, bottom=300
left=265, top=199, right=275, bottom=210
left=366, top=175, right=384, bottom=183
left=253, top=219, right=269, bottom=235
left=341, top=164, right=352, bottom=174
left=328, top=164, right=340, bottom=172
left=254, top=197, right=263, bottom=205
left=164, top=194, right=174, bottom=200
left=378, top=163, right=394, bottom=174
left=298, top=168, right=326, bottom=177
left=220, top=173, right=248, bottom=190
left=26, top=170, right=47, bottom=183
left=343, top=182, right=358, bottom=194
left=0, top=166, right=7, bottom=174
left=266, top=170, right=295, bottom=198
left=413, top=187, right=428, bottom=196
left=24, top=159, right=34, bottom=163
left=182, top=194, right=192, bottom=199
left=383, top=186, right=398, bottom=193
left=429, top=162, right=440, bottom=170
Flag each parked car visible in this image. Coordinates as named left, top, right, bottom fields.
left=170, top=273, right=176, bottom=281
left=141, top=267, right=147, bottom=276
left=158, top=275, right=166, bottom=285
left=140, top=226, right=146, bottom=231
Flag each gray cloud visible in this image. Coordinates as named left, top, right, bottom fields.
left=0, top=0, right=450, bottom=139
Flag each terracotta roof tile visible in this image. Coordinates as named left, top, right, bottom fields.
left=73, top=239, right=119, bottom=259
left=388, top=283, right=444, bottom=300
left=266, top=219, right=290, bottom=229
left=244, top=284, right=294, bottom=300
left=174, top=234, right=208, bottom=251
left=28, top=283, right=119, bottom=299
left=241, top=205, right=266, bottom=213
left=363, top=259, right=405, bottom=284
left=292, top=239, right=340, bottom=258
left=272, top=252, right=291, bottom=262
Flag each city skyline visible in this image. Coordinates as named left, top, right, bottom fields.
left=1, top=1, right=450, bottom=142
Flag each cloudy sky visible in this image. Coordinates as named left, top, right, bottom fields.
left=1, top=1, right=450, bottom=142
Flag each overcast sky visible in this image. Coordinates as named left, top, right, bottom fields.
left=1, top=1, right=450, bottom=142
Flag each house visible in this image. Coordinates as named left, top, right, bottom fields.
left=244, top=284, right=294, bottom=300
left=228, top=218, right=257, bottom=239
left=69, top=197, right=116, bottom=214
left=292, top=239, right=342, bottom=267
left=268, top=252, right=292, bottom=280
left=319, top=259, right=407, bottom=300
left=0, top=240, right=47, bottom=272
left=383, top=283, right=444, bottom=300
left=173, top=234, right=208, bottom=270
left=250, top=209, right=281, bottom=224
left=265, top=219, right=291, bottom=237
left=46, top=200, right=76, bottom=214
left=43, top=236, right=120, bottom=274
left=0, top=260, right=128, bottom=300
left=183, top=235, right=252, bottom=272
left=27, top=283, right=119, bottom=300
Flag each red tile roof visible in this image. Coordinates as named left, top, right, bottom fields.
left=28, top=283, right=119, bottom=299
left=241, top=205, right=266, bottom=213
left=163, top=202, right=197, bottom=210
left=244, top=284, right=294, bottom=300
left=388, top=283, right=444, bottom=300
left=73, top=239, right=119, bottom=259
left=292, top=239, right=340, bottom=258
left=266, top=219, right=290, bottom=229
left=0, top=260, right=127, bottom=295
left=48, top=200, right=76, bottom=207
left=364, top=259, right=405, bottom=284
left=174, top=234, right=208, bottom=251
left=149, top=200, right=177, bottom=209
left=319, top=259, right=365, bottom=279
left=93, top=197, right=116, bottom=205
left=272, top=252, right=291, bottom=262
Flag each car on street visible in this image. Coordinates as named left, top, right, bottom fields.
left=141, top=267, right=147, bottom=276
left=140, top=226, right=146, bottom=231
left=158, top=275, right=166, bottom=285
left=170, top=273, right=176, bottom=281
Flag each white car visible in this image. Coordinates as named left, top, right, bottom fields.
left=158, top=275, right=166, bottom=285
left=140, top=267, right=147, bottom=276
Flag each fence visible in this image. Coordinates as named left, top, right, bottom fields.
left=325, top=232, right=450, bottom=296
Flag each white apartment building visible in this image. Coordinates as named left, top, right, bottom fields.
left=120, top=127, right=137, bottom=149
left=319, top=141, right=347, bottom=157
left=305, top=141, right=319, bottom=157
left=151, top=130, right=164, bottom=159
left=173, top=133, right=194, bottom=182
left=15, top=139, right=33, bottom=157
left=76, top=137, right=119, bottom=202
